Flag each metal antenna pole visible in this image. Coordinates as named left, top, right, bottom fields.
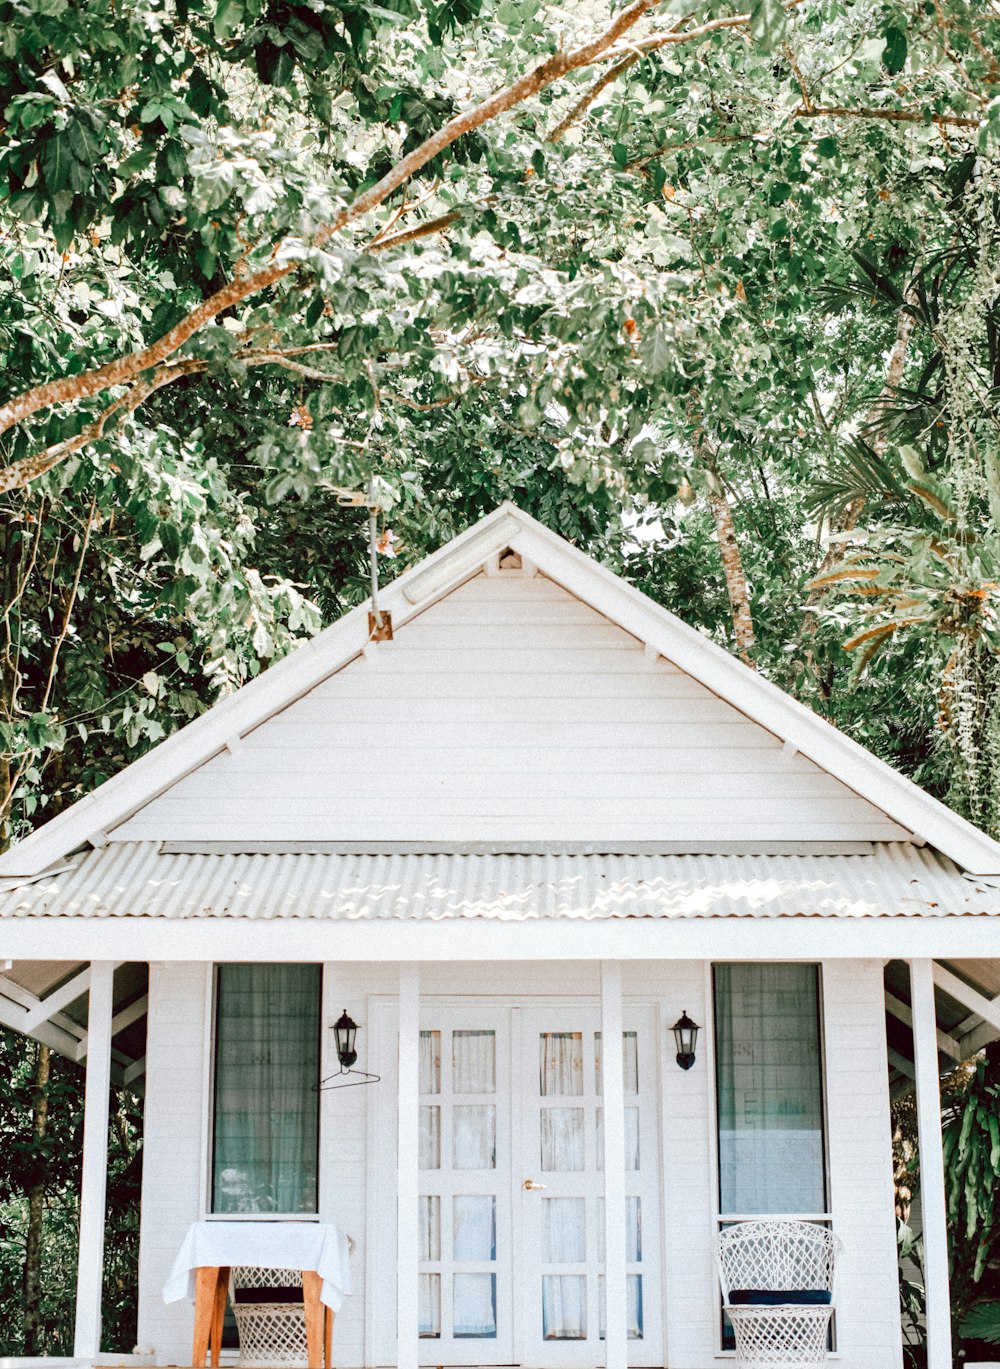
left=368, top=478, right=383, bottom=631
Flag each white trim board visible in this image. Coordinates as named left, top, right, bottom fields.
left=4, top=914, right=1000, bottom=960
left=2, top=503, right=999, bottom=877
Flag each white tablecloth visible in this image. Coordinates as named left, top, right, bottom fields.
left=163, top=1221, right=353, bottom=1312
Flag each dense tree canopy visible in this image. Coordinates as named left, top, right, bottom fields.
left=1, top=0, right=998, bottom=843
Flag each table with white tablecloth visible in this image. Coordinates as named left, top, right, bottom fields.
left=164, top=1220, right=353, bottom=1368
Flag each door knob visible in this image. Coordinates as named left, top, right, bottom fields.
left=523, top=1179, right=548, bottom=1191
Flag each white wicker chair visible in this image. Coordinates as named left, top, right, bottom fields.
left=230, top=1267, right=312, bottom=1368
left=717, top=1220, right=841, bottom=1369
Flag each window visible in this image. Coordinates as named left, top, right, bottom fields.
left=212, top=963, right=321, bottom=1214
left=713, top=963, right=829, bottom=1350
left=714, top=963, right=827, bottom=1215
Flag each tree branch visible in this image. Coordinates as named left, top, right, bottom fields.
left=0, top=361, right=207, bottom=495
left=791, top=103, right=981, bottom=129
left=0, top=0, right=659, bottom=466
left=546, top=53, right=642, bottom=144
left=365, top=210, right=463, bottom=252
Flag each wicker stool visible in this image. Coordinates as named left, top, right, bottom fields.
left=231, top=1267, right=316, bottom=1368
left=726, top=1303, right=834, bottom=1369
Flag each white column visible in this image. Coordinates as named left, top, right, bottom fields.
left=601, top=960, right=628, bottom=1369
left=397, top=964, right=420, bottom=1369
left=74, top=960, right=116, bottom=1361
left=910, top=959, right=952, bottom=1369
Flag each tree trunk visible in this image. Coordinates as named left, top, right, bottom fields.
left=703, top=454, right=756, bottom=668
left=23, top=1042, right=51, bottom=1354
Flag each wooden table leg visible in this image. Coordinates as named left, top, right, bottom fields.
left=210, top=1266, right=229, bottom=1367
left=193, top=1266, right=220, bottom=1368
left=324, top=1306, right=334, bottom=1368
left=302, top=1270, right=324, bottom=1369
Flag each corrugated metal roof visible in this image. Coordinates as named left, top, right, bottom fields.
left=1, top=842, right=999, bottom=921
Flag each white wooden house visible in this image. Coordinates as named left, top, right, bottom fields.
left=2, top=503, right=1000, bottom=1369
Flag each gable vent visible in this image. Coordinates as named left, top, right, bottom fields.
left=498, top=547, right=522, bottom=571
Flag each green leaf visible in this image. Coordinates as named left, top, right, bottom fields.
left=612, top=142, right=628, bottom=170
left=882, top=25, right=907, bottom=75
left=816, top=136, right=838, bottom=158
left=214, top=0, right=245, bottom=43
left=749, top=0, right=788, bottom=52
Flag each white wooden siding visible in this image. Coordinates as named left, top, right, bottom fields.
left=135, top=958, right=902, bottom=1369
left=822, top=960, right=904, bottom=1369
left=112, top=573, right=910, bottom=845
left=136, top=962, right=211, bottom=1362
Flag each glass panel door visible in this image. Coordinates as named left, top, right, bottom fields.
left=417, top=1008, right=512, bottom=1363
left=515, top=1007, right=662, bottom=1368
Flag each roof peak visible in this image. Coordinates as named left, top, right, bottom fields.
left=3, top=503, right=1000, bottom=878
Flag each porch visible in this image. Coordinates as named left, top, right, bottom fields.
left=3, top=949, right=996, bottom=1369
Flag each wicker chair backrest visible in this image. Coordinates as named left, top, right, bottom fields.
left=718, top=1221, right=840, bottom=1301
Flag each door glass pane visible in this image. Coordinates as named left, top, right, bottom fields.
left=595, top=1031, right=639, bottom=1094
left=453, top=1030, right=495, bottom=1093
left=419, top=1273, right=440, bottom=1338
left=540, top=1032, right=584, bottom=1096
left=453, top=1104, right=496, bottom=1169
left=454, top=1196, right=496, bottom=1260
left=628, top=1196, right=642, bottom=1262
left=596, top=1106, right=640, bottom=1171
left=598, top=1274, right=643, bottom=1340
left=714, top=963, right=826, bottom=1213
left=454, top=1273, right=497, bottom=1338
left=541, top=1107, right=585, bottom=1171
left=543, top=1275, right=587, bottom=1339
left=419, top=1031, right=441, bottom=1095
left=543, top=1197, right=586, bottom=1262
left=418, top=1195, right=440, bottom=1260
left=419, top=1106, right=440, bottom=1169
left=596, top=1197, right=641, bottom=1262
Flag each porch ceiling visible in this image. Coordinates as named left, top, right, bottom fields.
left=0, top=960, right=148, bottom=1085
left=884, top=957, right=1000, bottom=1094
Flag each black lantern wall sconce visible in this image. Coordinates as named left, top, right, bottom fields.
left=672, top=1010, right=699, bottom=1071
left=317, top=1010, right=380, bottom=1090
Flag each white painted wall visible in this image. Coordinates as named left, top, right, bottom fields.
left=111, top=573, right=909, bottom=845
left=822, top=960, right=904, bottom=1369
left=136, top=957, right=902, bottom=1369
left=136, top=962, right=211, bottom=1361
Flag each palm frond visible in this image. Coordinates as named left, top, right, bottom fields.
left=803, top=438, right=910, bottom=522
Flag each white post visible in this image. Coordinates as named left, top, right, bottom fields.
left=910, top=959, right=952, bottom=1369
left=397, top=964, right=420, bottom=1369
left=74, top=960, right=115, bottom=1361
left=601, top=960, right=628, bottom=1369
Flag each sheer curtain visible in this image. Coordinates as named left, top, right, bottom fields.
left=714, top=963, right=826, bottom=1214
left=212, top=963, right=320, bottom=1213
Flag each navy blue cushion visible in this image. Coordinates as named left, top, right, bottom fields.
left=730, top=1289, right=831, bottom=1306
left=233, top=1286, right=302, bottom=1305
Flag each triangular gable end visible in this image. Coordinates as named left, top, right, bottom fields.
left=2, top=503, right=1000, bottom=875
left=110, top=568, right=911, bottom=847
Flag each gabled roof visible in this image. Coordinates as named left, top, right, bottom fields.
left=3, top=502, right=1000, bottom=877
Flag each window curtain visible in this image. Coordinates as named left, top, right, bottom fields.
left=212, top=963, right=320, bottom=1213
left=714, top=963, right=826, bottom=1214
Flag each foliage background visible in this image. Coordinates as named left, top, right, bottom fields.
left=2, top=0, right=1000, bottom=1354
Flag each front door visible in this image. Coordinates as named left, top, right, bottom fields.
left=517, top=1007, right=662, bottom=1367
left=373, top=998, right=663, bottom=1367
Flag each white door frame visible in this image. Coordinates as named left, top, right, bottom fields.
left=367, top=992, right=664, bottom=1368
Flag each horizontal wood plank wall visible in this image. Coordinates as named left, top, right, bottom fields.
left=112, top=573, right=908, bottom=843
left=822, top=959, right=904, bottom=1369
left=136, top=961, right=210, bottom=1362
